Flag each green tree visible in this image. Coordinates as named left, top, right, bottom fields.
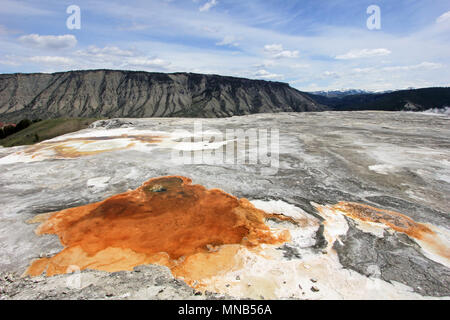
left=16, top=119, right=32, bottom=131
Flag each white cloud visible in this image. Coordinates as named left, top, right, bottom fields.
left=352, top=67, right=374, bottom=73
left=264, top=44, right=299, bottom=59
left=1, top=1, right=449, bottom=92
left=27, top=56, right=74, bottom=65
left=76, top=46, right=134, bottom=58
left=292, top=63, right=310, bottom=69
left=273, top=50, right=299, bottom=59
left=382, top=62, right=443, bottom=72
left=0, top=56, right=20, bottom=66
left=126, top=57, right=168, bottom=67
left=436, top=11, right=450, bottom=24
left=253, top=60, right=277, bottom=68
left=199, top=0, right=218, bottom=12
left=75, top=45, right=171, bottom=70
left=0, top=0, right=52, bottom=16
left=264, top=44, right=283, bottom=52
left=335, top=48, right=391, bottom=60
left=322, top=71, right=340, bottom=78
left=254, top=69, right=282, bottom=80
left=18, top=34, right=77, bottom=49
left=202, top=26, right=219, bottom=33
left=2, top=44, right=171, bottom=72
left=216, top=35, right=239, bottom=47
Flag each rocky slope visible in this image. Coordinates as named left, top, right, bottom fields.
left=0, top=70, right=324, bottom=122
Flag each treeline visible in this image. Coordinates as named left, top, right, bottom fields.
left=305, top=87, right=450, bottom=111
left=0, top=119, right=42, bottom=139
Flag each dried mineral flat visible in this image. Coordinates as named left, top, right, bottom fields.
left=1, top=111, right=449, bottom=300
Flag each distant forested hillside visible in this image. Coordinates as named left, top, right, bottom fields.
left=305, top=87, right=450, bottom=111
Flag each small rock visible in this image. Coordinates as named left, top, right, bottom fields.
left=194, top=291, right=202, bottom=296
left=206, top=244, right=219, bottom=252
left=298, top=284, right=302, bottom=290
left=236, top=275, right=240, bottom=281
left=149, top=184, right=166, bottom=193
left=4, top=274, right=14, bottom=283
left=311, top=286, right=319, bottom=292
left=304, top=264, right=311, bottom=270
left=32, top=276, right=44, bottom=283
left=310, top=278, right=318, bottom=283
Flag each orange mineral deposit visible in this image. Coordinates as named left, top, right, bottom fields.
left=26, top=176, right=289, bottom=286
left=332, top=201, right=433, bottom=239
left=329, top=201, right=450, bottom=264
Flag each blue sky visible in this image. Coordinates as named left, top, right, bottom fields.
left=0, top=0, right=449, bottom=91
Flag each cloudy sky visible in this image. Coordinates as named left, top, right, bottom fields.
left=0, top=0, right=449, bottom=91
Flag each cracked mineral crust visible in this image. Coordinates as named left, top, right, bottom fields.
left=0, top=111, right=449, bottom=300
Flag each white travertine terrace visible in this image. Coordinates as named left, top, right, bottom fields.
left=194, top=199, right=443, bottom=300
left=1, top=112, right=449, bottom=300
left=0, top=127, right=233, bottom=164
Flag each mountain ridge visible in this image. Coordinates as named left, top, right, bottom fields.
left=309, top=89, right=375, bottom=98
left=305, top=87, right=450, bottom=112
left=0, top=69, right=325, bottom=122
left=1, top=70, right=449, bottom=122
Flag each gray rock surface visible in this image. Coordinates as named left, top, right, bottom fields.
left=334, top=219, right=450, bottom=297
left=0, top=265, right=232, bottom=300
left=0, top=111, right=448, bottom=299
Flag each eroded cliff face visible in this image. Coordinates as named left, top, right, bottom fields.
left=0, top=70, right=324, bottom=122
